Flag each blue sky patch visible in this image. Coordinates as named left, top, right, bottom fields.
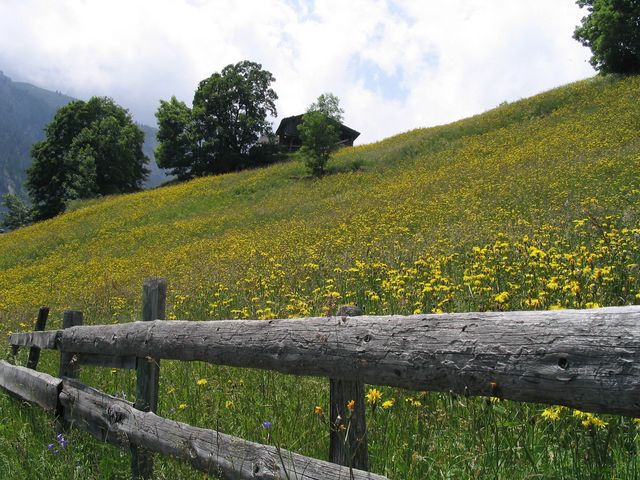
left=285, top=0, right=320, bottom=22
left=350, top=54, right=409, bottom=102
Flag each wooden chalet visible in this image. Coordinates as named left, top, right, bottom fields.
left=275, top=114, right=360, bottom=152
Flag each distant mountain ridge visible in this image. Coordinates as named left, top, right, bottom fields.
left=0, top=70, right=167, bottom=209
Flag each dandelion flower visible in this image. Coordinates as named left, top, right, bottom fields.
left=494, top=292, right=509, bottom=304
left=196, top=378, right=208, bottom=386
left=581, top=413, right=608, bottom=429
left=541, top=406, right=562, bottom=421
left=366, top=388, right=382, bottom=405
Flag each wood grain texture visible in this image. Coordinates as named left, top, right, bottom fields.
left=135, top=277, right=165, bottom=413
left=329, top=378, right=368, bottom=469
left=330, top=305, right=368, bottom=470
left=59, top=311, right=83, bottom=379
left=13, top=307, right=640, bottom=416
left=10, top=330, right=58, bottom=349
left=53, top=307, right=640, bottom=416
left=77, top=354, right=136, bottom=370
left=131, top=277, right=166, bottom=479
left=26, top=306, right=49, bottom=370
left=0, top=360, right=62, bottom=412
left=59, top=380, right=388, bottom=480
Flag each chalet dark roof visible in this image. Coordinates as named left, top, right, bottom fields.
left=275, top=115, right=360, bottom=149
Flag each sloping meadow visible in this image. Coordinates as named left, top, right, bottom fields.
left=1, top=75, right=640, bottom=478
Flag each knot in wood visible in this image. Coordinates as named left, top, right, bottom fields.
left=252, top=460, right=278, bottom=479
left=107, top=404, right=127, bottom=425
left=336, top=305, right=362, bottom=317
left=185, top=440, right=198, bottom=460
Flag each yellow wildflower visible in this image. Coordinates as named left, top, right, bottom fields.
left=382, top=399, right=395, bottom=409
left=546, top=279, right=559, bottom=290
left=196, top=378, right=208, bottom=386
left=366, top=388, right=382, bottom=405
left=581, top=413, right=608, bottom=429
left=494, top=292, right=509, bottom=304
left=541, top=406, right=562, bottom=421
left=346, top=400, right=355, bottom=412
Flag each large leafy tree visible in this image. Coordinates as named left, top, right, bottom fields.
left=573, top=0, right=640, bottom=74
left=297, top=93, right=344, bottom=177
left=155, top=60, right=278, bottom=180
left=155, top=96, right=194, bottom=180
left=27, top=97, right=149, bottom=220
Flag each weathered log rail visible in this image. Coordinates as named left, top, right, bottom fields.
left=0, top=361, right=383, bottom=480
left=10, top=306, right=640, bottom=416
left=3, top=277, right=640, bottom=479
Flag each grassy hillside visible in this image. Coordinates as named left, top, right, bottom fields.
left=1, top=74, right=640, bottom=479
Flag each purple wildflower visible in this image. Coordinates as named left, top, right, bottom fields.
left=262, top=421, right=273, bottom=429
left=56, top=433, right=68, bottom=448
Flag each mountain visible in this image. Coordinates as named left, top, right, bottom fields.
left=1, top=75, right=640, bottom=478
left=139, top=123, right=167, bottom=187
left=0, top=71, right=74, bottom=200
left=0, top=71, right=168, bottom=209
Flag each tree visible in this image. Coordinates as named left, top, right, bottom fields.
left=308, top=92, right=344, bottom=123
left=27, top=97, right=149, bottom=220
left=155, top=96, right=194, bottom=180
left=297, top=93, right=344, bottom=177
left=1, top=193, right=31, bottom=230
left=155, top=60, right=278, bottom=180
left=573, top=0, right=640, bottom=74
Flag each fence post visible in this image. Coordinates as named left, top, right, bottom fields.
left=26, top=307, right=49, bottom=370
left=131, top=277, right=166, bottom=479
left=58, top=310, right=83, bottom=431
left=59, top=311, right=82, bottom=379
left=329, top=305, right=369, bottom=471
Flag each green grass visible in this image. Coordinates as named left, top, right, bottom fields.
left=1, top=74, right=640, bottom=478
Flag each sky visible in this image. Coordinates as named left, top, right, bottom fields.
left=0, top=0, right=595, bottom=144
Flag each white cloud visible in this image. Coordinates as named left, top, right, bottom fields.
left=0, top=0, right=594, bottom=143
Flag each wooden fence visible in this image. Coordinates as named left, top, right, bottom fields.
left=3, top=277, right=640, bottom=479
